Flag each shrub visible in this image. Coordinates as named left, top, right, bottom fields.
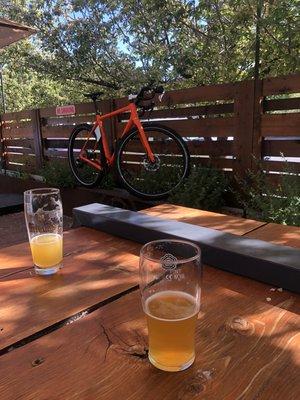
left=39, top=160, right=77, bottom=188
left=235, top=161, right=300, bottom=226
left=169, top=165, right=229, bottom=211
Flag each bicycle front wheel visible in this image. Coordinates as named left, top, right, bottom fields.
left=116, top=124, right=190, bottom=199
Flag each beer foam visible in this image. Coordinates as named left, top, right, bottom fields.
left=145, top=290, right=198, bottom=321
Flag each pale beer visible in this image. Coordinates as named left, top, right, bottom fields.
left=145, top=290, right=198, bottom=371
left=30, top=233, right=63, bottom=269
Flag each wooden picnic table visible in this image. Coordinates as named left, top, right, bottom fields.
left=0, top=205, right=299, bottom=400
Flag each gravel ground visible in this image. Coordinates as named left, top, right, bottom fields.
left=0, top=212, right=73, bottom=249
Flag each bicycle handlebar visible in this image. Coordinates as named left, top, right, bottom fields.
left=130, top=83, right=165, bottom=106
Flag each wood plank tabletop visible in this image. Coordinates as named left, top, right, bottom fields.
left=245, top=222, right=300, bottom=248
left=0, top=267, right=299, bottom=400
left=0, top=227, right=140, bottom=351
left=141, top=204, right=266, bottom=235
left=0, top=205, right=299, bottom=400
left=0, top=227, right=114, bottom=279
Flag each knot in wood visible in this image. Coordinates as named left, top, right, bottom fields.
left=186, top=382, right=204, bottom=395
left=226, top=316, right=254, bottom=336
left=128, top=344, right=148, bottom=359
left=180, top=369, right=213, bottom=398
left=31, top=357, right=45, bottom=367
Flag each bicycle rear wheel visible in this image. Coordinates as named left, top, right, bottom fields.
left=116, top=124, right=190, bottom=200
left=68, top=124, right=105, bottom=187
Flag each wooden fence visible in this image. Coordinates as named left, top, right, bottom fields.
left=0, top=73, right=299, bottom=182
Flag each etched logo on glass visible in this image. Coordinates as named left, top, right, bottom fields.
left=160, top=253, right=177, bottom=271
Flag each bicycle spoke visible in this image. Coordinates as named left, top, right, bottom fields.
left=117, top=126, right=189, bottom=198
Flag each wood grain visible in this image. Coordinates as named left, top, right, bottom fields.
left=245, top=223, right=300, bottom=249
left=261, top=113, right=300, bottom=137
left=0, top=271, right=298, bottom=400
left=233, top=80, right=255, bottom=174
left=262, top=73, right=300, bottom=95
left=140, top=204, right=266, bottom=235
left=116, top=117, right=236, bottom=138
left=0, top=227, right=141, bottom=350
left=2, top=125, right=33, bottom=138
left=0, top=228, right=112, bottom=279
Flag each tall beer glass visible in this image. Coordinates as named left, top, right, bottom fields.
left=24, top=188, right=63, bottom=275
left=139, top=239, right=201, bottom=372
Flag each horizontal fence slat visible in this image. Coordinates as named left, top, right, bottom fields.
left=44, top=115, right=95, bottom=126
left=117, top=117, right=236, bottom=138
left=6, top=153, right=36, bottom=163
left=44, top=149, right=68, bottom=158
left=43, top=139, right=69, bottom=149
left=119, top=103, right=234, bottom=121
left=121, top=153, right=234, bottom=168
left=188, top=139, right=234, bottom=156
left=2, top=120, right=32, bottom=130
left=263, top=74, right=300, bottom=96
left=263, top=97, right=300, bottom=112
left=192, top=157, right=234, bottom=169
left=122, top=138, right=234, bottom=156
left=115, top=83, right=236, bottom=108
left=5, top=163, right=36, bottom=173
left=261, top=113, right=300, bottom=137
left=1, top=110, right=32, bottom=123
left=263, top=160, right=300, bottom=173
left=263, top=139, right=300, bottom=157
left=42, top=125, right=73, bottom=138
left=40, top=100, right=110, bottom=118
left=4, top=138, right=34, bottom=149
left=6, top=148, right=34, bottom=156
left=2, top=125, right=33, bottom=138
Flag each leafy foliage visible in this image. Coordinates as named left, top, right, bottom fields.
left=39, top=160, right=77, bottom=188
left=169, top=165, right=229, bottom=210
left=236, top=163, right=300, bottom=226
left=0, top=0, right=299, bottom=112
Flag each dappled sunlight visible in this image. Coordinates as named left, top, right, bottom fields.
left=0, top=273, right=299, bottom=399
left=141, top=204, right=265, bottom=235
left=246, top=223, right=300, bottom=248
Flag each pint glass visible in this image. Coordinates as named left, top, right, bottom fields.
left=24, top=188, right=63, bottom=275
left=139, top=239, right=202, bottom=372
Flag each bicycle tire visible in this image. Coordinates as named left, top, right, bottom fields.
left=68, top=123, right=105, bottom=188
left=116, top=123, right=190, bottom=200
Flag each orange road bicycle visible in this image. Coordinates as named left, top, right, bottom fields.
left=68, top=84, right=190, bottom=200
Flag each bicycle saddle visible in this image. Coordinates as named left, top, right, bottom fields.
left=83, top=91, right=104, bottom=101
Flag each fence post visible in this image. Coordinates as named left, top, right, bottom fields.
left=31, top=108, right=44, bottom=170
left=233, top=80, right=255, bottom=178
left=251, top=78, right=264, bottom=168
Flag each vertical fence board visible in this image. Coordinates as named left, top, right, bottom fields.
left=233, top=80, right=255, bottom=177
left=252, top=79, right=264, bottom=166
left=31, top=109, right=44, bottom=169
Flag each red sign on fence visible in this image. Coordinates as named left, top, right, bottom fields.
left=55, top=105, right=76, bottom=116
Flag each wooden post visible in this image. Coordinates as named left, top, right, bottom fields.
left=251, top=78, right=264, bottom=168
left=31, top=108, right=44, bottom=170
left=233, top=80, right=255, bottom=179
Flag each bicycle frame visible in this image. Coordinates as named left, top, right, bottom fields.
left=78, top=102, right=155, bottom=170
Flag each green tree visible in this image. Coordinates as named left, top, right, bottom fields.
left=0, top=0, right=299, bottom=112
